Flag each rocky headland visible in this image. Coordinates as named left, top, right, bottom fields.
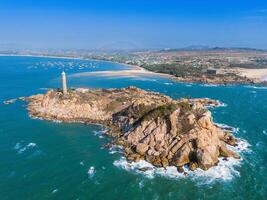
left=23, top=87, right=239, bottom=171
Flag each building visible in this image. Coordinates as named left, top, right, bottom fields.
left=206, top=68, right=217, bottom=75
left=61, top=71, right=68, bottom=95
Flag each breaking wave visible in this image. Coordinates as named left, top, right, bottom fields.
left=113, top=155, right=243, bottom=184
left=201, top=84, right=219, bottom=87
left=227, top=139, right=251, bottom=153
left=215, top=123, right=239, bottom=133
left=108, top=145, right=123, bottom=154
left=113, top=128, right=250, bottom=184
left=244, top=85, right=267, bottom=90
left=163, top=82, right=173, bottom=86
left=93, top=128, right=108, bottom=139
left=88, top=166, right=96, bottom=178
left=51, top=189, right=58, bottom=194
left=14, top=142, right=39, bottom=154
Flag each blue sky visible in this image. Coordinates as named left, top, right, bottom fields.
left=0, top=0, right=267, bottom=50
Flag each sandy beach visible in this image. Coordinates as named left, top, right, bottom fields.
left=70, top=67, right=173, bottom=79
left=237, top=68, right=267, bottom=81
left=3, top=53, right=267, bottom=83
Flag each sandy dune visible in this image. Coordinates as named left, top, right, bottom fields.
left=70, top=64, right=267, bottom=83
left=237, top=68, right=267, bottom=81
left=70, top=68, right=171, bottom=78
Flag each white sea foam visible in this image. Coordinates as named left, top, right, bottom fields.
left=218, top=102, right=227, bottom=107
left=18, top=147, right=27, bottom=154
left=39, top=88, right=50, bottom=91
left=52, top=119, right=62, bottom=123
left=108, top=145, right=123, bottom=154
left=114, top=156, right=242, bottom=184
left=109, top=150, right=118, bottom=154
left=27, top=143, right=37, bottom=148
left=135, top=77, right=158, bottom=82
left=51, top=189, right=58, bottom=194
left=114, top=158, right=155, bottom=179
left=93, top=129, right=107, bottom=139
left=88, top=166, right=96, bottom=178
left=215, top=123, right=239, bottom=133
left=215, top=123, right=251, bottom=154
left=16, top=142, right=38, bottom=154
left=29, top=114, right=63, bottom=123
left=256, top=141, right=265, bottom=149
left=202, top=84, right=218, bottom=87
left=163, top=82, right=173, bottom=85
left=113, top=138, right=250, bottom=184
left=244, top=85, right=267, bottom=90
left=187, top=157, right=241, bottom=184
left=205, top=102, right=227, bottom=108
left=14, top=142, right=21, bottom=150
left=138, top=180, right=145, bottom=189
left=227, top=139, right=251, bottom=153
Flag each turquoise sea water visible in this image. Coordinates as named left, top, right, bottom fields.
left=0, top=56, right=266, bottom=200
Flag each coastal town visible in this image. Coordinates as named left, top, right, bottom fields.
left=2, top=47, right=267, bottom=85
left=87, top=48, right=267, bottom=85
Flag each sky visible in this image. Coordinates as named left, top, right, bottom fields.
left=0, top=0, right=267, bottom=50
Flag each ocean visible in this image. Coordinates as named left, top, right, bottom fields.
left=0, top=56, right=266, bottom=200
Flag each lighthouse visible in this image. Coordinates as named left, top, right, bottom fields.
left=61, top=71, right=68, bottom=95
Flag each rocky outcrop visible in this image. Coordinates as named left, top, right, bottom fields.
left=24, top=86, right=239, bottom=171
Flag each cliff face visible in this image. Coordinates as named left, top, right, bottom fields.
left=25, top=87, right=239, bottom=171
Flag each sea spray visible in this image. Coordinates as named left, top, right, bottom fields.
left=113, top=138, right=250, bottom=184
left=88, top=166, right=96, bottom=178
left=15, top=141, right=38, bottom=154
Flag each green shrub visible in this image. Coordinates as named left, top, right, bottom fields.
left=193, top=107, right=207, bottom=120
left=141, top=103, right=178, bottom=121
left=178, top=102, right=191, bottom=113
left=141, top=63, right=203, bottom=77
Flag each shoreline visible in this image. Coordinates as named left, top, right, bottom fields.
left=0, top=53, right=141, bottom=70
left=0, top=53, right=173, bottom=78
left=1, top=53, right=266, bottom=86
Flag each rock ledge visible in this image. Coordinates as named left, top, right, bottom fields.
left=25, top=87, right=239, bottom=171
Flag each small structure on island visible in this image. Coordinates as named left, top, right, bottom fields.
left=61, top=71, right=68, bottom=95
left=206, top=68, right=217, bottom=75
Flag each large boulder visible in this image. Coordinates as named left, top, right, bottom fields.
left=135, top=143, right=149, bottom=155
left=171, top=143, right=191, bottom=167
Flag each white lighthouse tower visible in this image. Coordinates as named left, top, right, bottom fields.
left=61, top=71, right=68, bottom=95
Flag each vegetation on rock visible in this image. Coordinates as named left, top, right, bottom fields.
left=25, top=87, right=240, bottom=172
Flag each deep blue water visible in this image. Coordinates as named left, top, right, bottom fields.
left=0, top=56, right=266, bottom=200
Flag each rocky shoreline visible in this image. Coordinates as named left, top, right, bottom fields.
left=170, top=74, right=260, bottom=85
left=21, top=87, right=239, bottom=172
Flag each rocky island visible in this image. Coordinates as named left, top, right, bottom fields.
left=23, top=86, right=239, bottom=172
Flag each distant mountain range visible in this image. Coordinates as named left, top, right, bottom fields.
left=0, top=43, right=266, bottom=53
left=160, top=45, right=266, bottom=52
